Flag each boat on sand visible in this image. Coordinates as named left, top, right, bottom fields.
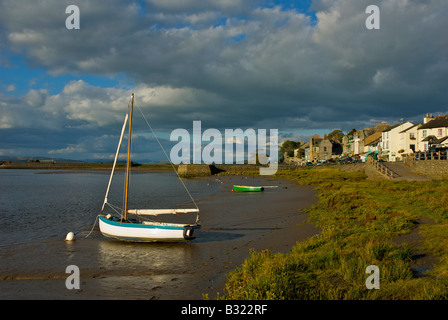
left=99, top=93, right=200, bottom=242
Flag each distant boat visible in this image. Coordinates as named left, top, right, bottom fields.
left=233, top=185, right=264, bottom=192
left=99, top=93, right=200, bottom=242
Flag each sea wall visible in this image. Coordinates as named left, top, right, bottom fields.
left=177, top=164, right=212, bottom=178
left=403, top=158, right=448, bottom=179
left=363, top=163, right=391, bottom=180
left=337, top=162, right=393, bottom=181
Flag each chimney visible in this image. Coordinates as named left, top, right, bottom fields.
left=424, top=113, right=435, bottom=124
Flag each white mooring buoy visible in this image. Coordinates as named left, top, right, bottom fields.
left=65, top=232, right=75, bottom=241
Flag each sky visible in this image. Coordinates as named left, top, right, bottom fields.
left=0, top=0, right=447, bottom=162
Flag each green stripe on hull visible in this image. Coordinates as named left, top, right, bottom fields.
left=233, top=185, right=264, bottom=192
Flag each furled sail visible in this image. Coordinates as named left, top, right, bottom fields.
left=127, top=208, right=199, bottom=216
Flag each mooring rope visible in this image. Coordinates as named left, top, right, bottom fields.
left=82, top=215, right=99, bottom=239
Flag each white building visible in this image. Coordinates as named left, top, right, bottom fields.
left=417, top=114, right=448, bottom=151
left=399, top=123, right=422, bottom=153
left=381, top=121, right=414, bottom=161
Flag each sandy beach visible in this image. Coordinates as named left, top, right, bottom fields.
left=0, top=174, right=319, bottom=300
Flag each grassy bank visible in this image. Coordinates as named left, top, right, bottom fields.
left=218, top=167, right=448, bottom=299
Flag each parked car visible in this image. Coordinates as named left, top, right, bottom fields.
left=338, top=156, right=353, bottom=164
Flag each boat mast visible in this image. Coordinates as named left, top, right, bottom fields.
left=124, top=93, right=134, bottom=220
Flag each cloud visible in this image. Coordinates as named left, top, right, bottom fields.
left=48, top=144, right=86, bottom=154
left=0, top=79, right=231, bottom=159
left=145, top=0, right=258, bottom=15
left=0, top=0, right=447, bottom=159
left=0, top=80, right=217, bottom=129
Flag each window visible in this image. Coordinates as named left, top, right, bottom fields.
left=438, top=129, right=443, bottom=136
left=410, top=132, right=415, bottom=139
left=423, top=130, right=427, bottom=138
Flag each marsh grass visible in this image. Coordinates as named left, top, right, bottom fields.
left=219, top=167, right=448, bottom=300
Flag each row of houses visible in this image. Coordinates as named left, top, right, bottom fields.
left=286, top=113, right=448, bottom=163
left=380, top=114, right=448, bottom=161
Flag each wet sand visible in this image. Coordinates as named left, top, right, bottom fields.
left=0, top=175, right=319, bottom=300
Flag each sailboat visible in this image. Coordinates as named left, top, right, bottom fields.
left=99, top=93, right=201, bottom=242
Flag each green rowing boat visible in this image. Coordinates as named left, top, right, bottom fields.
left=233, top=185, right=264, bottom=192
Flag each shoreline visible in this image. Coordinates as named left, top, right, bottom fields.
left=0, top=173, right=319, bottom=300
left=0, top=161, right=297, bottom=173
left=222, top=168, right=448, bottom=300
left=3, top=167, right=446, bottom=299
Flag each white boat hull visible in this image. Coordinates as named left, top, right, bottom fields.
left=99, top=216, right=200, bottom=242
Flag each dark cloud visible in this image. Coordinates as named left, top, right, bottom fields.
left=0, top=0, right=447, bottom=159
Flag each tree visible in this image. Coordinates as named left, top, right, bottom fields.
left=296, top=148, right=305, bottom=158
left=279, top=140, right=302, bottom=162
left=279, top=140, right=301, bottom=155
left=327, top=129, right=344, bottom=142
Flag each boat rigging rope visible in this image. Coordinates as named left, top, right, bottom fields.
left=68, top=97, right=201, bottom=242
left=135, top=104, right=200, bottom=219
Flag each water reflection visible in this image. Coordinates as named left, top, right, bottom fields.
left=0, top=170, right=219, bottom=246
left=0, top=171, right=317, bottom=299
left=96, top=240, right=196, bottom=275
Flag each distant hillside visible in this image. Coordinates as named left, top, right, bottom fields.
left=0, top=156, right=169, bottom=165
left=0, top=156, right=83, bottom=163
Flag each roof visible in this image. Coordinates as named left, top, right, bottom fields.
left=311, top=137, right=322, bottom=146
left=434, top=136, right=448, bottom=144
left=419, top=115, right=448, bottom=129
left=421, top=135, right=437, bottom=142
left=364, top=132, right=382, bottom=146
left=301, top=142, right=310, bottom=149
left=365, top=137, right=381, bottom=146
left=399, top=123, right=421, bottom=133
left=383, top=123, right=405, bottom=132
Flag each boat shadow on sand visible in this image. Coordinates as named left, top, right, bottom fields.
left=193, top=226, right=280, bottom=243
left=193, top=230, right=244, bottom=243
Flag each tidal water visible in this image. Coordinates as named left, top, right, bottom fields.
left=0, top=169, right=218, bottom=247
left=0, top=169, right=318, bottom=300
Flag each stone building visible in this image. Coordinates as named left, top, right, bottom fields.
left=309, top=137, right=338, bottom=162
